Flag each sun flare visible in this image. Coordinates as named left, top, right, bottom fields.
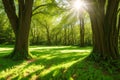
left=72, top=0, right=86, bottom=11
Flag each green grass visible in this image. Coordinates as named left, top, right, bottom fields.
left=0, top=45, right=118, bottom=80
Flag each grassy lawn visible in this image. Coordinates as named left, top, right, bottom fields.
left=0, top=45, right=118, bottom=80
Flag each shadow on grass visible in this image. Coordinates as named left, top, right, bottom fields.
left=30, top=46, right=92, bottom=51
left=0, top=48, right=24, bottom=72
left=0, top=45, right=14, bottom=48
left=0, top=57, right=24, bottom=71
left=0, top=45, right=13, bottom=57
left=18, top=46, right=91, bottom=80
left=0, top=45, right=93, bottom=80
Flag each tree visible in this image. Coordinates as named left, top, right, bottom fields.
left=86, top=0, right=120, bottom=61
left=63, top=26, right=67, bottom=45
left=2, top=0, right=34, bottom=60
left=38, top=18, right=52, bottom=45
left=79, top=13, right=85, bottom=47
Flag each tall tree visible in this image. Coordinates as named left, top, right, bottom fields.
left=2, top=0, right=34, bottom=60
left=86, top=0, right=120, bottom=61
left=39, top=19, right=51, bottom=45
left=79, top=13, right=85, bottom=47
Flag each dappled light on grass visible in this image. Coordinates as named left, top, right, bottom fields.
left=30, top=46, right=71, bottom=51
left=0, top=58, right=25, bottom=78
left=0, top=48, right=13, bottom=57
left=22, top=64, right=44, bottom=78
left=0, top=59, right=45, bottom=79
left=0, top=45, right=90, bottom=79
left=37, top=54, right=56, bottom=60
left=0, top=48, right=13, bottom=51
left=0, top=45, right=115, bottom=79
left=60, top=50, right=90, bottom=53
left=40, top=57, right=84, bottom=77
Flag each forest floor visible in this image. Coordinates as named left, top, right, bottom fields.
left=0, top=45, right=119, bottom=80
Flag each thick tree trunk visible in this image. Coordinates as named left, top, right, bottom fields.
left=87, top=0, right=120, bottom=61
left=10, top=28, right=31, bottom=60
left=2, top=0, right=33, bottom=60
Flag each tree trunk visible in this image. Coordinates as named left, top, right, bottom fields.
left=71, top=24, right=75, bottom=45
left=87, top=0, right=120, bottom=61
left=64, top=28, right=67, bottom=45
left=46, top=27, right=51, bottom=45
left=11, top=29, right=31, bottom=60
left=42, top=20, right=51, bottom=45
left=79, top=15, right=84, bottom=47
left=2, top=0, right=33, bottom=60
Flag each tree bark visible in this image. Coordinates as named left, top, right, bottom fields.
left=87, top=0, right=120, bottom=61
left=44, top=21, right=51, bottom=45
left=79, top=15, right=84, bottom=47
left=2, top=0, right=33, bottom=60
left=71, top=24, right=75, bottom=45
left=64, top=27, right=67, bottom=45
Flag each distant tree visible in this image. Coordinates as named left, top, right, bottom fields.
left=38, top=19, right=51, bottom=45
left=2, top=0, right=33, bottom=60
left=79, top=13, right=84, bottom=47
left=70, top=24, right=75, bottom=45
left=63, top=27, right=67, bottom=45
left=30, top=21, right=41, bottom=44
left=86, top=0, right=120, bottom=61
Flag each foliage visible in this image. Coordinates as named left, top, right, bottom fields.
left=0, top=10, right=15, bottom=45
left=0, top=0, right=92, bottom=46
left=0, top=0, right=119, bottom=79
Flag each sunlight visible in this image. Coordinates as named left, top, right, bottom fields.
left=40, top=58, right=83, bottom=77
left=0, top=48, right=13, bottom=51
left=30, top=46, right=70, bottom=51
left=60, top=50, right=91, bottom=53
left=72, top=0, right=86, bottom=11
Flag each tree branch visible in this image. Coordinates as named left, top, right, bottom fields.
left=2, top=0, right=18, bottom=34
left=32, top=3, right=52, bottom=12
left=32, top=11, right=49, bottom=16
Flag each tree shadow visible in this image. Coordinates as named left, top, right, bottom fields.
left=19, top=56, right=87, bottom=80
left=0, top=45, right=14, bottom=48
left=0, top=50, right=11, bottom=57
left=0, top=47, right=19, bottom=71
left=18, top=48, right=89, bottom=79
left=0, top=45, right=92, bottom=80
